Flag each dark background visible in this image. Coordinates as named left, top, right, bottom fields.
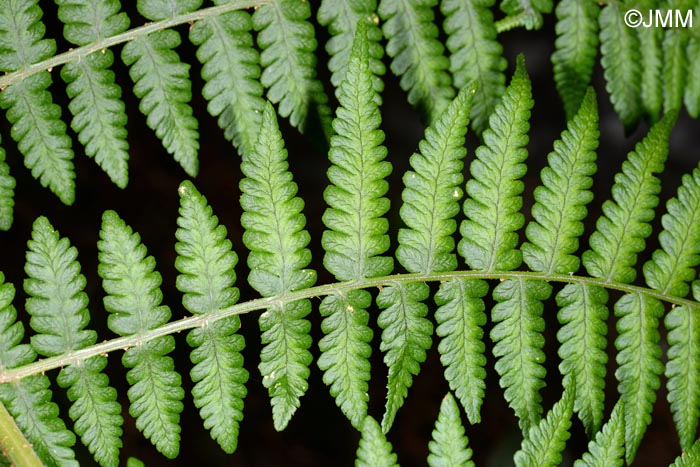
left=0, top=3, right=698, bottom=466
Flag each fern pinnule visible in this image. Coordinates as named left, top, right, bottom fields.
left=582, top=111, right=674, bottom=463
left=317, top=0, right=385, bottom=101
left=0, top=1, right=75, bottom=206
left=253, top=0, right=332, bottom=139
left=190, top=7, right=264, bottom=156
left=684, top=38, right=700, bottom=118
left=670, top=434, right=700, bottom=467
left=521, top=88, right=602, bottom=433
left=24, top=216, right=122, bottom=467
left=57, top=0, right=130, bottom=188
left=175, top=180, right=248, bottom=453
left=441, top=0, right=506, bottom=134
left=662, top=26, right=688, bottom=114
left=318, top=21, right=390, bottom=429
left=98, top=211, right=184, bottom=458
left=499, top=0, right=552, bottom=30
left=240, top=102, right=315, bottom=431
left=643, top=168, right=700, bottom=450
left=388, top=83, right=476, bottom=427
left=0, top=275, right=78, bottom=467
left=122, top=23, right=199, bottom=176
left=0, top=148, right=13, bottom=231
left=638, top=24, right=663, bottom=123
left=427, top=393, right=473, bottom=467
left=378, top=0, right=454, bottom=122
left=599, top=2, right=642, bottom=131
left=551, top=0, right=599, bottom=120
left=573, top=400, right=625, bottom=467
left=513, top=388, right=573, bottom=467
left=355, top=416, right=399, bottom=467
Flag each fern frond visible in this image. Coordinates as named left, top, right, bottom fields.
left=435, top=279, right=487, bottom=424
left=317, top=0, right=385, bottom=100
left=459, top=54, right=532, bottom=272
left=253, top=0, right=332, bottom=138
left=122, top=28, right=199, bottom=176
left=639, top=31, right=662, bottom=123
left=57, top=0, right=130, bottom=188
left=240, top=103, right=315, bottom=430
left=583, top=110, right=675, bottom=283
left=573, top=400, right=625, bottom=467
left=613, top=292, right=664, bottom=463
left=684, top=37, right=700, bottom=118
left=514, top=389, right=573, bottom=467
left=0, top=148, right=14, bottom=231
left=319, top=21, right=390, bottom=428
left=189, top=7, right=264, bottom=156
left=24, top=216, right=122, bottom=467
left=647, top=167, right=700, bottom=449
left=98, top=211, right=184, bottom=458
left=0, top=275, right=78, bottom=467
left=499, top=0, right=552, bottom=30
left=355, top=416, right=400, bottom=467
left=555, top=283, right=608, bottom=435
left=441, top=0, right=505, bottom=134
left=378, top=0, right=454, bottom=121
left=377, top=282, right=432, bottom=432
left=551, top=0, right=599, bottom=119
left=599, top=2, right=642, bottom=131
left=663, top=26, right=689, bottom=114
left=492, top=278, right=549, bottom=431
left=523, top=87, right=598, bottom=276
left=427, top=392, right=473, bottom=467
left=175, top=180, right=248, bottom=453
left=670, top=435, right=700, bottom=467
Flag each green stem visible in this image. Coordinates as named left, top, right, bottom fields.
left=0, top=400, right=44, bottom=467
left=0, top=0, right=271, bottom=89
left=0, top=270, right=695, bottom=384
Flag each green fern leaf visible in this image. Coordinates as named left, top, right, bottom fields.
left=551, top=0, right=599, bottom=119
left=0, top=1, right=75, bottom=204
left=459, top=54, right=532, bottom=272
left=317, top=0, right=385, bottom=100
left=318, top=21, right=390, bottom=429
left=634, top=0, right=662, bottom=122
left=573, top=400, right=625, bottom=467
left=555, top=283, right=608, bottom=435
left=522, top=87, right=598, bottom=275
left=583, top=110, right=675, bottom=283
left=378, top=0, right=454, bottom=121
left=98, top=211, right=184, bottom=458
left=189, top=6, right=264, bottom=156
left=663, top=26, right=689, bottom=114
left=240, top=103, right=315, bottom=430
left=599, top=2, right=642, bottom=131
left=24, top=216, right=122, bottom=467
left=377, top=282, right=432, bottom=432
left=435, top=279, right=487, bottom=425
left=355, top=416, right=400, bottom=467
left=670, top=435, right=700, bottom=467
left=492, top=278, right=549, bottom=431
left=175, top=180, right=248, bottom=453
left=499, top=0, right=552, bottom=30
left=441, top=0, right=505, bottom=134
left=0, top=275, right=78, bottom=467
left=122, top=28, right=199, bottom=176
left=57, top=0, right=130, bottom=188
left=253, top=0, right=332, bottom=139
left=126, top=458, right=145, bottom=467
left=614, top=292, right=664, bottom=464
left=427, top=392, right=473, bottom=467
left=514, top=389, right=573, bottom=467
left=0, top=148, right=14, bottom=231
left=684, top=37, right=700, bottom=118
left=136, top=0, right=202, bottom=19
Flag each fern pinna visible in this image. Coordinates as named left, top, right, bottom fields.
left=1, top=1, right=700, bottom=466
